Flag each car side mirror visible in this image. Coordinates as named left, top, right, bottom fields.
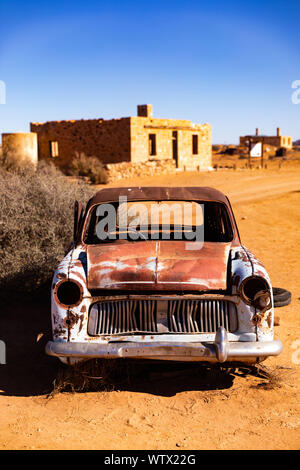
left=73, top=200, right=84, bottom=245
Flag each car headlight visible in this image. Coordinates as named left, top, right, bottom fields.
left=240, top=276, right=271, bottom=309
left=55, top=280, right=82, bottom=307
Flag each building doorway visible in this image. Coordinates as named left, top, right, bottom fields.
left=172, top=131, right=178, bottom=167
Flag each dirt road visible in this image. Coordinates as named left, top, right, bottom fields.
left=0, top=165, right=299, bottom=450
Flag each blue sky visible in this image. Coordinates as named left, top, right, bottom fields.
left=0, top=0, right=299, bottom=143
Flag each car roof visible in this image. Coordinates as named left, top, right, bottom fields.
left=87, top=186, right=230, bottom=207
left=81, top=186, right=241, bottom=246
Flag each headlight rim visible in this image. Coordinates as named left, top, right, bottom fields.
left=240, top=275, right=270, bottom=307
left=54, top=278, right=83, bottom=308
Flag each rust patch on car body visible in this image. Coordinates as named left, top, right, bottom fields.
left=57, top=272, right=67, bottom=279
left=267, top=312, right=272, bottom=328
left=251, top=314, right=262, bottom=326
left=62, top=311, right=84, bottom=330
left=86, top=241, right=231, bottom=291
left=53, top=325, right=65, bottom=337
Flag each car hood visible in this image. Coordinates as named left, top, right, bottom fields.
left=86, top=241, right=231, bottom=291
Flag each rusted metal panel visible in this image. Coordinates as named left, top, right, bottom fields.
left=157, top=241, right=231, bottom=290
left=86, top=241, right=157, bottom=289
left=86, top=241, right=231, bottom=291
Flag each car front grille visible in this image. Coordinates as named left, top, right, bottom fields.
left=88, top=298, right=238, bottom=335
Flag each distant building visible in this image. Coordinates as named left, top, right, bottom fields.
left=30, top=105, right=212, bottom=170
left=240, top=128, right=293, bottom=149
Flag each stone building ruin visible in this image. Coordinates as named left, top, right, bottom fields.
left=30, top=105, right=212, bottom=179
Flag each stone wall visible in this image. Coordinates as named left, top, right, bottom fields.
left=130, top=117, right=174, bottom=163
left=105, top=159, right=176, bottom=182
left=130, top=117, right=212, bottom=170
left=177, top=123, right=212, bottom=170
left=30, top=118, right=131, bottom=169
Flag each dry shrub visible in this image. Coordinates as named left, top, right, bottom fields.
left=236, top=364, right=295, bottom=390
left=0, top=161, right=93, bottom=295
left=68, top=151, right=108, bottom=184
left=51, top=359, right=125, bottom=394
left=251, top=364, right=294, bottom=390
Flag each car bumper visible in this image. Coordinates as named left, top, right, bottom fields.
left=46, top=327, right=283, bottom=363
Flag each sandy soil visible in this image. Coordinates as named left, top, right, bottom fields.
left=0, top=164, right=299, bottom=450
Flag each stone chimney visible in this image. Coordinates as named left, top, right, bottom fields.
left=137, top=104, right=153, bottom=118
left=255, top=128, right=259, bottom=136
left=277, top=127, right=281, bottom=137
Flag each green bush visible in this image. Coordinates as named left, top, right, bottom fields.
left=0, top=162, right=93, bottom=294
left=68, top=152, right=108, bottom=184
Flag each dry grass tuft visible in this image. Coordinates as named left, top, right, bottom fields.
left=50, top=359, right=125, bottom=395
left=251, top=364, right=295, bottom=390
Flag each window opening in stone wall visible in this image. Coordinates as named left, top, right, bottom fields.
left=149, top=134, right=157, bottom=156
left=192, top=134, right=198, bottom=155
left=49, top=141, right=59, bottom=158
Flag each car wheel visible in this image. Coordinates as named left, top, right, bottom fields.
left=272, top=287, right=291, bottom=307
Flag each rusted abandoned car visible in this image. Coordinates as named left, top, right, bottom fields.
left=46, top=186, right=288, bottom=365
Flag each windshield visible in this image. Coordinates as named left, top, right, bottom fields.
left=84, top=200, right=233, bottom=244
